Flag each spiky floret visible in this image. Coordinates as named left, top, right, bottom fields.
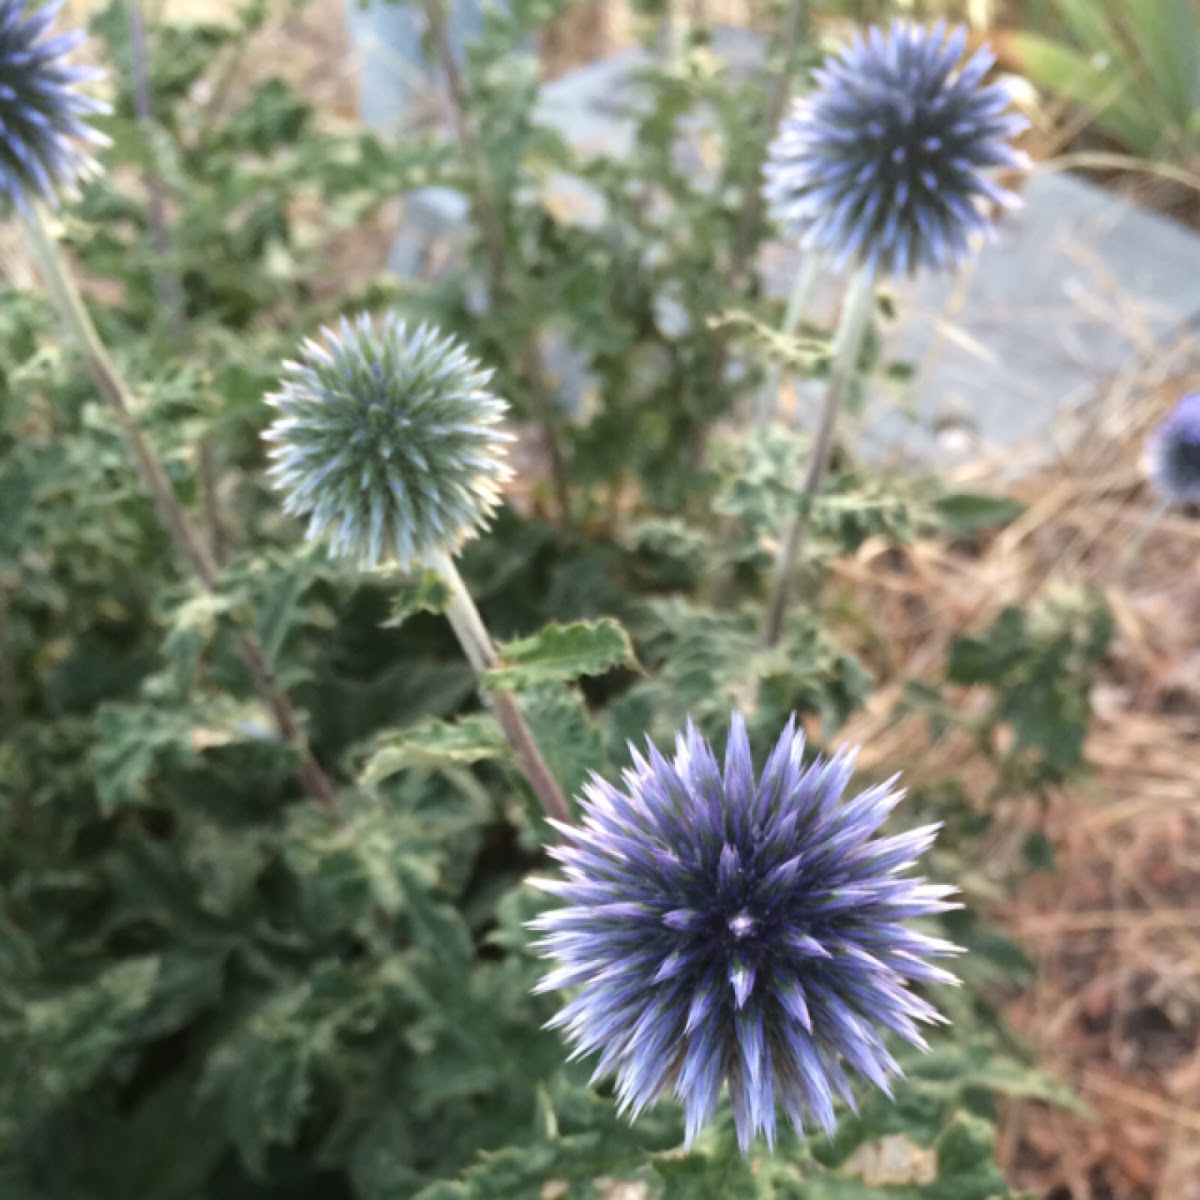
left=264, top=313, right=514, bottom=569
left=0, top=0, right=109, bottom=213
left=763, top=20, right=1029, bottom=277
left=1146, top=391, right=1200, bottom=506
left=530, top=713, right=961, bottom=1152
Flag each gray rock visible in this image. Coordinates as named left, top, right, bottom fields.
left=853, top=169, right=1200, bottom=468
left=342, top=17, right=1200, bottom=461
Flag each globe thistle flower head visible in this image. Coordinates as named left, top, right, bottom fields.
left=264, top=313, right=514, bottom=570
left=0, top=0, right=110, bottom=213
left=1146, top=391, right=1200, bottom=506
left=530, top=713, right=961, bottom=1152
left=763, top=20, right=1030, bottom=277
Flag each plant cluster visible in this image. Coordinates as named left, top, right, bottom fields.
left=1014, top=0, right=1198, bottom=167
left=0, top=2, right=1115, bottom=1197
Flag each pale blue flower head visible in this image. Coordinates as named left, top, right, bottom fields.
left=764, top=20, right=1029, bottom=276
left=1147, top=390, right=1200, bottom=506
left=264, top=313, right=513, bottom=569
left=530, top=713, right=961, bottom=1152
left=0, top=0, right=109, bottom=213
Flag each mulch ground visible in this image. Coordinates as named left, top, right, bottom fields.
left=835, top=336, right=1200, bottom=1199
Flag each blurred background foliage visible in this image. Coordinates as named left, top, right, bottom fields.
left=4, top=0, right=1194, bottom=1197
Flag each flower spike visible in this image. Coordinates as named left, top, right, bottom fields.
left=0, top=0, right=110, bottom=213
left=531, top=713, right=961, bottom=1151
left=764, top=20, right=1030, bottom=277
left=1146, top=391, right=1200, bottom=506
left=263, top=313, right=514, bottom=570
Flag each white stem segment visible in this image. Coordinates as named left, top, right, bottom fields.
left=761, top=265, right=877, bottom=649
left=428, top=550, right=572, bottom=834
left=756, top=251, right=822, bottom=428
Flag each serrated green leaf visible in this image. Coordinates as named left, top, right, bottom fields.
left=947, top=588, right=1112, bottom=778
left=23, top=958, right=159, bottom=1104
left=282, top=802, right=414, bottom=929
left=934, top=492, right=1025, bottom=537
left=960, top=1055, right=1090, bottom=1116
left=517, top=685, right=604, bottom=806
left=385, top=569, right=452, bottom=625
left=91, top=702, right=202, bottom=811
left=652, top=1145, right=793, bottom=1199
left=362, top=714, right=509, bottom=786
left=91, top=697, right=290, bottom=811
left=482, top=619, right=636, bottom=692
left=198, top=962, right=371, bottom=1175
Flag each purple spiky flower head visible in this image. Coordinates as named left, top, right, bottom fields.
left=763, top=20, right=1030, bottom=276
left=264, top=313, right=514, bottom=570
left=1146, top=391, right=1200, bottom=506
left=530, top=713, right=960, bottom=1152
left=0, top=0, right=110, bottom=213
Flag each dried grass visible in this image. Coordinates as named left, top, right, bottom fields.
left=832, top=336, right=1200, bottom=1200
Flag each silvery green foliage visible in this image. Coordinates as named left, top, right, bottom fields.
left=1147, top=390, right=1200, bottom=505
left=264, top=313, right=514, bottom=569
left=531, top=712, right=961, bottom=1152
left=0, top=0, right=109, bottom=212
left=764, top=20, right=1029, bottom=276
left=0, top=2, right=1085, bottom=1193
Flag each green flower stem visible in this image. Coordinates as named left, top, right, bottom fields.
left=755, top=250, right=821, bottom=428
left=124, top=0, right=225, bottom=564
left=23, top=205, right=337, bottom=811
left=657, top=0, right=686, bottom=67
left=698, top=0, right=809, bottom=457
left=760, top=264, right=876, bottom=649
left=429, top=549, right=572, bottom=834
left=420, top=0, right=506, bottom=296
left=705, top=253, right=823, bottom=609
left=123, top=0, right=183, bottom=333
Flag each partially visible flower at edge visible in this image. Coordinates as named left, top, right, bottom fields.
left=529, top=712, right=961, bottom=1152
left=763, top=19, right=1030, bottom=277
left=263, top=312, right=513, bottom=571
left=0, top=0, right=110, bottom=213
left=1146, top=390, right=1200, bottom=506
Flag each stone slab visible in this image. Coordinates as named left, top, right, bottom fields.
left=855, top=170, right=1200, bottom=467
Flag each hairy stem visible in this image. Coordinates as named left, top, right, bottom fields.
left=729, top=0, right=809, bottom=287
left=0, top=585, right=21, bottom=729
left=704, top=252, right=822, bottom=609
left=24, top=206, right=337, bottom=810
left=657, top=0, right=685, bottom=66
left=698, top=0, right=809, bottom=448
left=421, top=0, right=572, bottom=528
left=760, top=265, right=876, bottom=649
left=429, top=549, right=572, bottom=834
left=755, top=250, right=821, bottom=428
left=421, top=0, right=507, bottom=294
left=124, top=0, right=183, bottom=332
left=519, top=344, right=573, bottom=529
left=125, top=0, right=228, bottom=564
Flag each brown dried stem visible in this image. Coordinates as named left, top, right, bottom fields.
left=25, top=207, right=337, bottom=811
